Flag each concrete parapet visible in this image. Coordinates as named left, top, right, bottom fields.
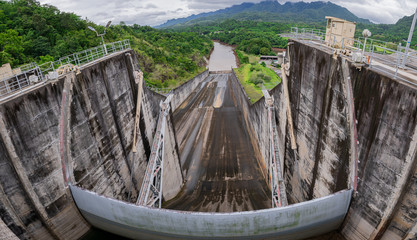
left=170, top=70, right=209, bottom=112
left=70, top=184, right=352, bottom=239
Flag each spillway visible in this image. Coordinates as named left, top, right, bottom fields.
left=0, top=40, right=416, bottom=240
left=165, top=74, right=271, bottom=212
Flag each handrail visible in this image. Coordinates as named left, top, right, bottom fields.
left=289, top=28, right=417, bottom=86
left=0, top=39, right=131, bottom=101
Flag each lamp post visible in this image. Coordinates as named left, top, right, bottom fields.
left=88, top=21, right=112, bottom=55
left=401, top=8, right=417, bottom=68
left=362, top=29, right=371, bottom=62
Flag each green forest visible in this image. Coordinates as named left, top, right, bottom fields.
left=0, top=0, right=213, bottom=87
left=170, top=20, right=303, bottom=55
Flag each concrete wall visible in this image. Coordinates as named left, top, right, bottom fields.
left=228, top=72, right=270, bottom=181
left=285, top=41, right=351, bottom=203
left=228, top=71, right=287, bottom=192
left=0, top=74, right=89, bottom=239
left=0, top=50, right=183, bottom=239
left=170, top=70, right=209, bottom=112
left=341, top=60, right=417, bottom=240
left=286, top=40, right=417, bottom=239
left=70, top=184, right=352, bottom=240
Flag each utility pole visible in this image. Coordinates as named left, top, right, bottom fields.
left=88, top=21, right=112, bottom=55
left=401, top=8, right=417, bottom=68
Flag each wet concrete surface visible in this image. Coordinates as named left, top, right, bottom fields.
left=164, top=74, right=271, bottom=212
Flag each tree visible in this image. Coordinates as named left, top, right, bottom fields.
left=0, top=29, right=24, bottom=66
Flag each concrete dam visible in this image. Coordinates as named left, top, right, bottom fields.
left=0, top=40, right=416, bottom=240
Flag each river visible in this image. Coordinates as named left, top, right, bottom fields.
left=208, top=42, right=238, bottom=71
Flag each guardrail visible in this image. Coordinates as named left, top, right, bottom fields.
left=289, top=28, right=417, bottom=86
left=369, top=45, right=417, bottom=86
left=0, top=39, right=131, bottom=101
left=146, top=85, right=172, bottom=95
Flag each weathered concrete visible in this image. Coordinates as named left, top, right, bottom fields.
left=0, top=216, right=18, bottom=240
left=1, top=39, right=416, bottom=240
left=229, top=70, right=287, bottom=190
left=284, top=41, right=351, bottom=203
left=170, top=70, right=209, bottom=112
left=341, top=56, right=417, bottom=240
left=0, top=50, right=183, bottom=238
left=0, top=73, right=89, bottom=240
left=166, top=74, right=271, bottom=212
left=70, top=184, right=352, bottom=240
left=285, top=40, right=417, bottom=239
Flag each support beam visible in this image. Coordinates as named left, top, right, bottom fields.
left=281, top=65, right=297, bottom=150
left=136, top=95, right=173, bottom=208
left=263, top=90, right=288, bottom=208
left=340, top=59, right=359, bottom=192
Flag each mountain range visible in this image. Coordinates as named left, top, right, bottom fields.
left=156, top=1, right=372, bottom=28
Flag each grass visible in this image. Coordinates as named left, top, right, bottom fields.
left=373, top=45, right=394, bottom=55
left=234, top=59, right=281, bottom=103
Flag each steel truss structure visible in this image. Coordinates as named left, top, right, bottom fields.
left=137, top=95, right=172, bottom=208
left=263, top=90, right=288, bottom=208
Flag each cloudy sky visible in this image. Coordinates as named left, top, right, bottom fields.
left=37, top=0, right=417, bottom=27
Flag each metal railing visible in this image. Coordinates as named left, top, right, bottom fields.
left=0, top=39, right=131, bottom=101
left=289, top=28, right=417, bottom=86
left=368, top=45, right=417, bottom=86
left=146, top=85, right=172, bottom=95
left=289, top=27, right=364, bottom=53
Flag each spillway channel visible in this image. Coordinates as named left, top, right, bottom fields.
left=164, top=73, right=272, bottom=212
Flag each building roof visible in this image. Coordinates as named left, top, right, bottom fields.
left=325, top=16, right=356, bottom=24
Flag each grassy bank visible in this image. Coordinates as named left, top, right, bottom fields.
left=233, top=52, right=281, bottom=103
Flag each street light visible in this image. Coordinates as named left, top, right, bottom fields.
left=362, top=29, right=371, bottom=62
left=88, top=21, right=112, bottom=55
left=401, top=8, right=417, bottom=68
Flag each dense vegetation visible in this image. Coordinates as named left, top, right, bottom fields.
left=170, top=20, right=305, bottom=55
left=0, top=0, right=212, bottom=87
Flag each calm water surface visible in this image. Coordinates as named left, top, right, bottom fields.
left=208, top=42, right=238, bottom=71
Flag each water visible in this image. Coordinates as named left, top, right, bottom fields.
left=81, top=227, right=130, bottom=240
left=208, top=42, right=238, bottom=71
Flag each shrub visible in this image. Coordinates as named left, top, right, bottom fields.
left=249, top=74, right=263, bottom=86
left=253, top=79, right=263, bottom=86
left=257, top=73, right=265, bottom=79
left=260, top=61, right=266, bottom=67
left=249, top=74, right=257, bottom=83
left=260, top=47, right=270, bottom=55
left=264, top=75, right=271, bottom=82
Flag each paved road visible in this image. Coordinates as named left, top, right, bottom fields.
left=164, top=74, right=271, bottom=212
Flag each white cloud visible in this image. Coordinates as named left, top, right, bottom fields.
left=37, top=0, right=417, bottom=26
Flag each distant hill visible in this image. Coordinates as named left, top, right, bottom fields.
left=156, top=1, right=372, bottom=28
left=355, top=13, right=417, bottom=47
